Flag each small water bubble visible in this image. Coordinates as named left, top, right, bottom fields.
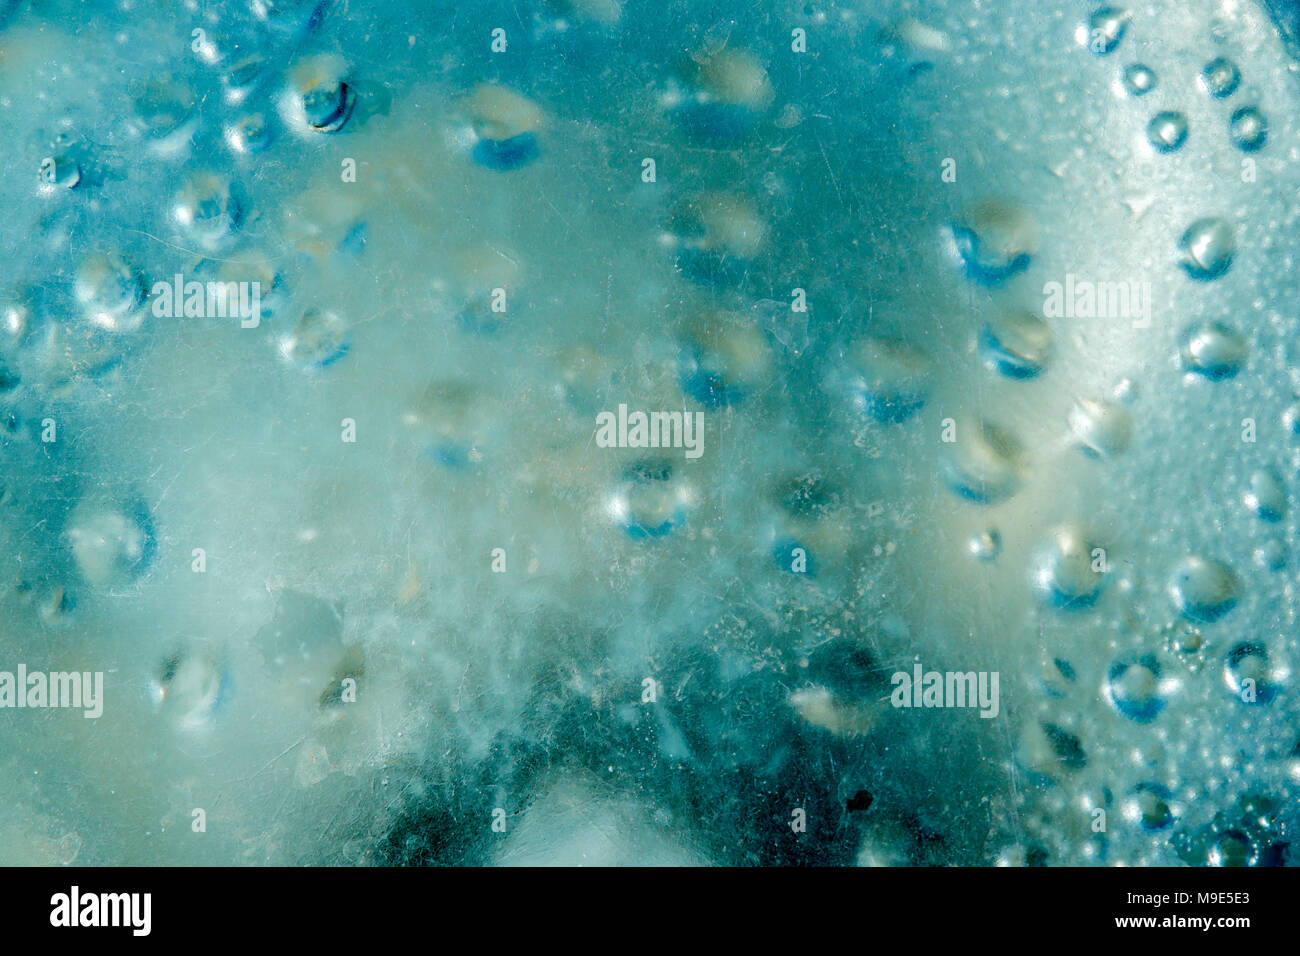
left=1104, top=655, right=1165, bottom=722
left=1229, top=106, right=1268, bottom=152
left=979, top=311, right=1052, bottom=378
left=1179, top=320, right=1247, bottom=379
left=1032, top=525, right=1107, bottom=609
left=969, top=528, right=1001, bottom=562
left=942, top=418, right=1025, bottom=504
left=1244, top=468, right=1286, bottom=522
left=1177, top=218, right=1235, bottom=281
left=1068, top=397, right=1133, bottom=458
left=1146, top=111, right=1188, bottom=152
left=1200, top=57, right=1241, bottom=98
left=1121, top=63, right=1156, bottom=96
left=1170, top=555, right=1240, bottom=623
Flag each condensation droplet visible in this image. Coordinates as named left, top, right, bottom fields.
left=1146, top=111, right=1188, bottom=152
left=979, top=311, right=1052, bottom=378
left=1177, top=218, right=1235, bottom=281
left=969, top=529, right=1001, bottom=562
left=1121, top=63, right=1156, bottom=96
left=942, top=419, right=1025, bottom=504
left=949, top=199, right=1040, bottom=285
left=1200, top=57, right=1241, bottom=98
left=1170, top=555, right=1240, bottom=623
left=1229, top=106, right=1268, bottom=152
left=1068, top=397, right=1133, bottom=458
left=1032, top=526, right=1107, bottom=609
left=1179, top=320, right=1248, bottom=379
left=1244, top=468, right=1286, bottom=522
left=1080, top=7, right=1129, bottom=55
left=1104, top=655, right=1165, bottom=722
left=848, top=338, right=931, bottom=423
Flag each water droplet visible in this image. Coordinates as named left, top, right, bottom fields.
left=1121, top=63, right=1156, bottom=96
left=1170, top=555, right=1240, bottom=622
left=949, top=199, right=1040, bottom=285
left=1255, top=538, right=1286, bottom=571
left=1224, top=641, right=1275, bottom=703
left=1283, top=402, right=1300, bottom=437
left=1032, top=525, right=1107, bottom=609
left=1127, top=783, right=1175, bottom=831
left=222, top=54, right=268, bottom=106
left=224, top=113, right=275, bottom=155
left=1229, top=106, right=1268, bottom=152
left=1104, top=654, right=1165, bottom=722
left=608, top=459, right=695, bottom=538
left=279, top=309, right=349, bottom=369
left=675, top=47, right=774, bottom=141
left=150, top=646, right=231, bottom=730
left=979, top=311, right=1052, bottom=378
left=73, top=251, right=146, bottom=333
left=65, top=498, right=157, bottom=587
left=1068, top=397, right=1133, bottom=458
left=1244, top=468, right=1286, bottom=522
left=250, top=0, right=326, bottom=38
left=848, top=337, right=930, bottom=423
left=942, top=419, right=1025, bottom=504
left=1200, top=57, right=1241, bottom=98
left=132, top=78, right=198, bottom=150
left=38, top=154, right=80, bottom=190
left=172, top=171, right=244, bottom=251
left=1177, top=218, right=1235, bottom=281
left=1209, top=830, right=1257, bottom=867
left=969, top=529, right=1002, bottom=561
left=1080, top=7, right=1129, bottom=55
left=407, top=380, right=494, bottom=466
left=1179, top=320, right=1247, bottom=379
left=671, top=192, right=768, bottom=284
left=1146, top=110, right=1188, bottom=152
left=679, top=310, right=772, bottom=408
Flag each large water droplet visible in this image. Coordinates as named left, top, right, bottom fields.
left=942, top=419, right=1025, bottom=504
left=1177, top=218, right=1235, bottom=281
left=848, top=337, right=930, bottom=423
left=1068, top=397, right=1133, bottom=458
left=1170, top=555, right=1240, bottom=622
left=1127, top=783, right=1175, bottom=831
left=608, top=459, right=695, bottom=538
left=979, top=311, right=1052, bottom=378
left=949, top=200, right=1040, bottom=285
left=73, top=251, right=146, bottom=333
left=1032, top=525, right=1107, bottom=608
left=1104, top=655, right=1166, bottom=722
left=1179, top=320, right=1248, bottom=379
